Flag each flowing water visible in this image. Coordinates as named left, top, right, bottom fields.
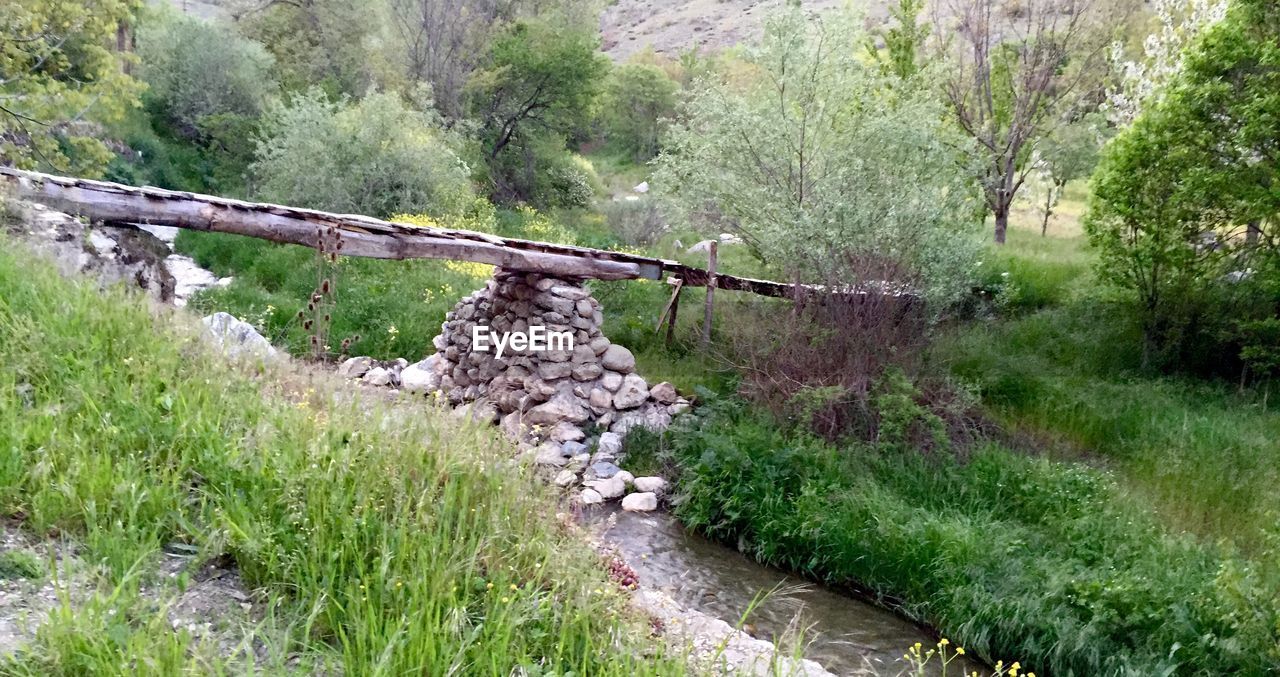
left=589, top=506, right=987, bottom=676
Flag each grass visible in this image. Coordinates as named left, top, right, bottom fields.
left=0, top=550, right=43, bottom=581
left=0, top=237, right=685, bottom=674
left=627, top=397, right=1280, bottom=676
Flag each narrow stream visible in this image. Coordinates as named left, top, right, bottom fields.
left=588, top=506, right=986, bottom=676
left=136, top=224, right=231, bottom=306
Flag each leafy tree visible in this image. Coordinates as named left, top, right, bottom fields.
left=467, top=19, right=607, bottom=203
left=137, top=13, right=276, bottom=140
left=0, top=0, right=145, bottom=176
left=601, top=63, right=678, bottom=162
left=1086, top=0, right=1280, bottom=369
left=655, top=8, right=982, bottom=308
left=252, top=89, right=474, bottom=218
left=226, top=0, right=384, bottom=97
left=867, top=0, right=929, bottom=80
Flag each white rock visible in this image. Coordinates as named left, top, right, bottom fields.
left=633, top=181, right=649, bottom=193
left=621, top=492, right=658, bottom=512
left=534, top=442, right=569, bottom=466
left=616, top=470, right=635, bottom=486
left=579, top=488, right=604, bottom=505
left=202, top=312, right=277, bottom=361
left=399, top=360, right=442, bottom=393
left=600, top=345, right=636, bottom=373
left=550, top=421, right=585, bottom=442
left=362, top=367, right=392, bottom=386
left=612, top=373, right=649, bottom=410
left=338, top=356, right=375, bottom=379
left=586, top=476, right=626, bottom=500
left=633, top=476, right=667, bottom=494
left=553, top=469, right=578, bottom=487
left=596, top=432, right=623, bottom=457
left=649, top=381, right=678, bottom=404
left=600, top=371, right=624, bottom=392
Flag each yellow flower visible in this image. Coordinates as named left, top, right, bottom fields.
left=956, top=647, right=966, bottom=655
left=939, top=638, right=950, bottom=646
left=486, top=582, right=494, bottom=590
left=509, top=584, right=518, bottom=591
left=500, top=597, right=509, bottom=603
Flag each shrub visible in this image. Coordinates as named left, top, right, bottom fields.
left=252, top=89, right=474, bottom=218
left=602, top=198, right=668, bottom=247
left=601, top=63, right=679, bottom=162
left=138, top=12, right=276, bottom=140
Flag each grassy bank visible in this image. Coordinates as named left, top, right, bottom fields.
left=0, top=241, right=682, bottom=674
left=628, top=398, right=1280, bottom=675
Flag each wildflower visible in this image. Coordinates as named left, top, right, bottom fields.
left=940, top=638, right=950, bottom=646
left=956, top=647, right=966, bottom=655
left=486, top=582, right=494, bottom=590
left=500, top=597, right=509, bottom=603
left=509, top=584, right=518, bottom=591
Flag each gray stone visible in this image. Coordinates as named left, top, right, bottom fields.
left=553, top=469, right=578, bottom=487
left=586, top=475, right=626, bottom=500
left=537, top=361, right=573, bottom=380
left=575, top=298, right=594, bottom=317
left=600, top=371, right=624, bottom=392
left=621, top=492, right=658, bottom=512
left=550, top=422, right=585, bottom=443
left=589, top=336, right=611, bottom=355
left=649, top=381, right=678, bottom=405
left=561, top=440, right=589, bottom=457
left=534, top=442, right=569, bottom=466
left=612, top=373, right=649, bottom=410
left=589, top=461, right=622, bottom=479
left=202, top=312, right=277, bottom=361
left=337, top=356, right=375, bottom=379
left=362, top=367, right=393, bottom=386
left=601, top=345, right=636, bottom=373
left=588, top=387, right=613, bottom=410
left=579, top=488, right=604, bottom=505
left=611, top=405, right=672, bottom=435
left=549, top=284, right=590, bottom=301
left=572, top=363, right=603, bottom=381
left=596, top=432, right=623, bottom=457
left=670, top=402, right=692, bottom=416
left=633, top=476, right=667, bottom=494
left=399, top=359, right=442, bottom=393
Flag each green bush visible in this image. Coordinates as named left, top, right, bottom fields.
left=138, top=12, right=277, bottom=140
left=253, top=89, right=474, bottom=218
left=601, top=63, right=679, bottom=162
left=638, top=395, right=1280, bottom=675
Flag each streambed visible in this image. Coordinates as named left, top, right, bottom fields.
left=589, top=506, right=987, bottom=676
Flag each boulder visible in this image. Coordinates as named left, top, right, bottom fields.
left=649, top=381, right=678, bottom=405
left=399, top=360, right=442, bottom=393
left=596, top=432, right=623, bottom=457
left=612, top=373, right=649, bottom=410
left=553, top=469, right=578, bottom=487
left=202, top=312, right=277, bottom=361
left=589, top=461, right=622, bottom=479
left=616, top=470, right=635, bottom=486
left=362, top=367, right=393, bottom=386
left=586, top=476, right=626, bottom=500
left=579, top=488, right=604, bottom=505
left=621, top=492, right=658, bottom=512
left=600, top=371, right=624, bottom=392
left=338, top=356, right=375, bottom=379
left=633, top=476, right=667, bottom=494
left=561, top=440, right=589, bottom=457
left=600, top=345, right=636, bottom=373
left=533, top=442, right=569, bottom=466
left=527, top=392, right=590, bottom=426
left=550, top=422, right=585, bottom=443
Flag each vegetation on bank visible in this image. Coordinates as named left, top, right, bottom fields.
left=0, top=241, right=682, bottom=674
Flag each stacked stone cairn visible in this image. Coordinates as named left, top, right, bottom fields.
left=337, top=268, right=688, bottom=510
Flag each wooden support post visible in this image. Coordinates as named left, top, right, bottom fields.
left=701, top=240, right=717, bottom=350
left=655, top=276, right=684, bottom=346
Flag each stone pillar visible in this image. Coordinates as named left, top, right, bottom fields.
left=398, top=268, right=688, bottom=443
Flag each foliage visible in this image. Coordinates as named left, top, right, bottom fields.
left=602, top=198, right=668, bottom=246
left=866, top=0, right=930, bottom=80
left=1086, top=0, right=1280, bottom=370
left=601, top=63, right=679, bottom=162
left=0, top=0, right=145, bottom=176
left=0, top=241, right=684, bottom=674
left=468, top=19, right=608, bottom=204
left=1020, top=113, right=1109, bottom=236
left=1105, top=0, right=1228, bottom=125
left=656, top=8, right=982, bottom=310
left=228, top=0, right=385, bottom=97
left=136, top=12, right=276, bottom=141
left=634, top=394, right=1280, bottom=676
left=937, top=0, right=1121, bottom=244
left=252, top=89, right=474, bottom=218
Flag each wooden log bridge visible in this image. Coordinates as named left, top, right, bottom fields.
left=0, top=167, right=810, bottom=298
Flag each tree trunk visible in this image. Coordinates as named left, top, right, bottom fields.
left=1246, top=220, right=1262, bottom=245
left=994, top=207, right=1009, bottom=245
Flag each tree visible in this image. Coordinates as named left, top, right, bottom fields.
left=0, top=0, right=144, bottom=176
left=655, top=8, right=982, bottom=308
left=252, top=90, right=474, bottom=218
left=1086, top=0, right=1280, bottom=368
left=867, top=0, right=930, bottom=80
left=467, top=19, right=607, bottom=202
left=137, top=13, right=276, bottom=140
left=935, top=0, right=1123, bottom=244
left=601, top=63, right=678, bottom=162
left=1025, top=112, right=1108, bottom=235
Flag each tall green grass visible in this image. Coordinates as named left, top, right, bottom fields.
left=628, top=398, right=1280, bottom=676
left=0, top=240, right=684, bottom=674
